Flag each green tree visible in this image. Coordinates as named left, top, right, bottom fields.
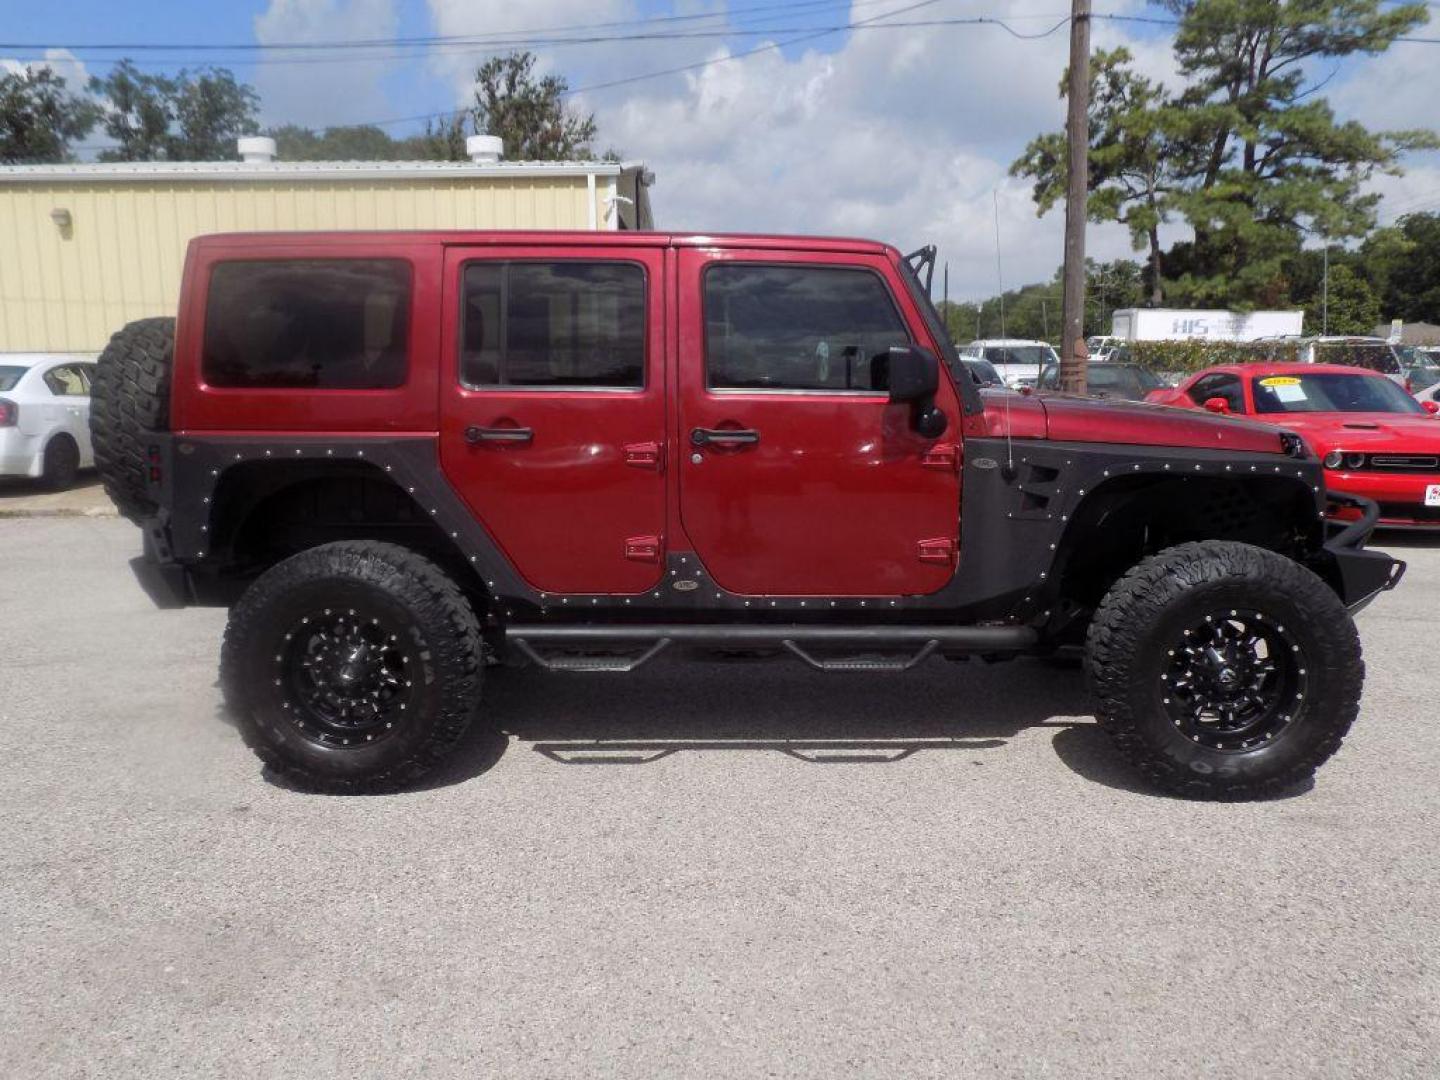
left=469, top=52, right=600, bottom=160
left=1361, top=212, right=1440, bottom=323
left=1294, top=262, right=1382, bottom=333
left=91, top=60, right=259, bottom=161
left=1160, top=0, right=1434, bottom=305
left=0, top=66, right=100, bottom=164
left=1012, top=48, right=1175, bottom=305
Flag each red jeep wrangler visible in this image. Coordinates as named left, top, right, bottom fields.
left=90, top=231, right=1403, bottom=798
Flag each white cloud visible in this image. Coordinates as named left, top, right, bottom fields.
left=580, top=1, right=1152, bottom=297
left=1, top=48, right=91, bottom=87
left=411, top=1, right=1433, bottom=297
left=254, top=0, right=401, bottom=129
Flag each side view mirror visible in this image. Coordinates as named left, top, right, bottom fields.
left=1424, top=400, right=1439, bottom=415
left=879, top=345, right=948, bottom=438
left=1203, top=396, right=1232, bottom=415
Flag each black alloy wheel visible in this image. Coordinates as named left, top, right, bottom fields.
left=1160, top=609, right=1308, bottom=753
left=277, top=607, right=415, bottom=749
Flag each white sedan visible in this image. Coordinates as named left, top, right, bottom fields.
left=0, top=356, right=96, bottom=489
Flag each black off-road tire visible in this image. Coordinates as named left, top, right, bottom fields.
left=40, top=434, right=80, bottom=490
left=89, top=316, right=174, bottom=522
left=220, top=541, right=484, bottom=793
left=1086, top=540, right=1363, bottom=800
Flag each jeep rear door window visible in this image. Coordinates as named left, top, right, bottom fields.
left=202, top=260, right=411, bottom=389
left=460, top=262, right=645, bottom=389
left=703, top=265, right=910, bottom=391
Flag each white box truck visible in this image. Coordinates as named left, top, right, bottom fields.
left=1110, top=309, right=1303, bottom=342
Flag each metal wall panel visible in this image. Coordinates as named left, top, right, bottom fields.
left=0, top=176, right=594, bottom=352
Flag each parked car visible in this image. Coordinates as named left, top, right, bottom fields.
left=958, top=339, right=1058, bottom=389
left=1036, top=362, right=1166, bottom=401
left=0, top=356, right=95, bottom=489
left=89, top=230, right=1402, bottom=800
left=1085, top=335, right=1121, bottom=362
left=1398, top=348, right=1440, bottom=395
left=1149, top=362, right=1440, bottom=528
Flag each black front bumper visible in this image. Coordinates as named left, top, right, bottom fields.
left=1322, top=491, right=1406, bottom=612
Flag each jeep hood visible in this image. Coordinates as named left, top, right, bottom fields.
left=1034, top=394, right=1291, bottom=455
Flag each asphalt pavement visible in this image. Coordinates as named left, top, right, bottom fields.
left=2, top=517, right=1437, bottom=1079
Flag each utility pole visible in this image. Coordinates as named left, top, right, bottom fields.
left=1059, top=0, right=1091, bottom=395
left=1322, top=242, right=1330, bottom=335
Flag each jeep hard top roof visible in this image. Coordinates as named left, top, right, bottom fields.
left=188, top=230, right=897, bottom=256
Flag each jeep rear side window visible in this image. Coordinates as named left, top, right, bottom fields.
left=460, top=262, right=645, bottom=389
left=202, top=260, right=411, bottom=390
left=703, top=265, right=910, bottom=391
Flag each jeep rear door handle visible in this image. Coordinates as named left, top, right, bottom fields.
left=465, top=425, right=533, bottom=445
left=690, top=427, right=760, bottom=447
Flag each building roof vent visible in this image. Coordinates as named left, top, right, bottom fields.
left=467, top=134, right=504, bottom=164
left=237, top=136, right=277, bottom=164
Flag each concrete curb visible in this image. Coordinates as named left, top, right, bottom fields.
left=0, top=506, right=119, bottom=519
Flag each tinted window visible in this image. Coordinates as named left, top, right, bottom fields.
left=0, top=365, right=29, bottom=391
left=43, top=365, right=88, bottom=396
left=203, top=260, right=411, bottom=389
left=1188, top=373, right=1245, bottom=412
left=704, top=265, right=909, bottom=391
left=1252, top=373, right=1424, bottom=415
left=461, top=262, right=645, bottom=388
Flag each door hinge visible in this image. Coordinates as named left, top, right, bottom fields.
left=624, top=441, right=664, bottom=470
left=916, top=537, right=957, bottom=564
left=624, top=535, right=663, bottom=563
left=922, top=443, right=960, bottom=472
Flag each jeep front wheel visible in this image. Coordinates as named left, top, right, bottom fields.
left=1085, top=540, right=1363, bottom=800
left=221, top=541, right=484, bottom=792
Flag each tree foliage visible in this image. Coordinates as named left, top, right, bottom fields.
left=1012, top=48, right=1174, bottom=304
left=90, top=61, right=260, bottom=161
left=1013, top=0, right=1435, bottom=309
left=469, top=52, right=600, bottom=161
left=0, top=67, right=101, bottom=164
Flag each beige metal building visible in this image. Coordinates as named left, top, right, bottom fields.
left=0, top=138, right=655, bottom=355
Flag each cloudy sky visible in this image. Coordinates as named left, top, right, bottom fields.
left=5, top=0, right=1437, bottom=298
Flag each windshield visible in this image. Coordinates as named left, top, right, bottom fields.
left=983, top=345, right=1055, bottom=367
left=0, top=365, right=28, bottom=391
left=1252, top=373, right=1425, bottom=415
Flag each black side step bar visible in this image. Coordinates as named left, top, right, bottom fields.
left=506, top=624, right=1037, bottom=673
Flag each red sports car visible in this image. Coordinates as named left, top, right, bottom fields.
left=1149, top=363, right=1440, bottom=528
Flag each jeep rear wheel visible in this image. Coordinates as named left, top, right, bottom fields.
left=1086, top=540, right=1363, bottom=800
left=89, top=316, right=174, bottom=522
left=221, top=541, right=484, bottom=793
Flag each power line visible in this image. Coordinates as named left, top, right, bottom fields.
left=1, top=15, right=1079, bottom=70
left=0, top=0, right=916, bottom=52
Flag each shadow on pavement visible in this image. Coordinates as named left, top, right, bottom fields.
left=418, top=654, right=1107, bottom=790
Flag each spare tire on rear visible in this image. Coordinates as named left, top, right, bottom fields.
left=90, top=317, right=175, bottom=523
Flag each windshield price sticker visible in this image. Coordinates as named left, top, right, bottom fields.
left=1259, top=376, right=1301, bottom=387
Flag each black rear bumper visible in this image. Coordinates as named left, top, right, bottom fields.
left=1322, top=491, right=1406, bottom=612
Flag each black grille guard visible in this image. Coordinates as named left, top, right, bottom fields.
left=1324, top=490, right=1406, bottom=611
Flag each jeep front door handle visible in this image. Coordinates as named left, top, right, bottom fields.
left=690, top=427, right=760, bottom=448
left=465, top=425, right=533, bottom=445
